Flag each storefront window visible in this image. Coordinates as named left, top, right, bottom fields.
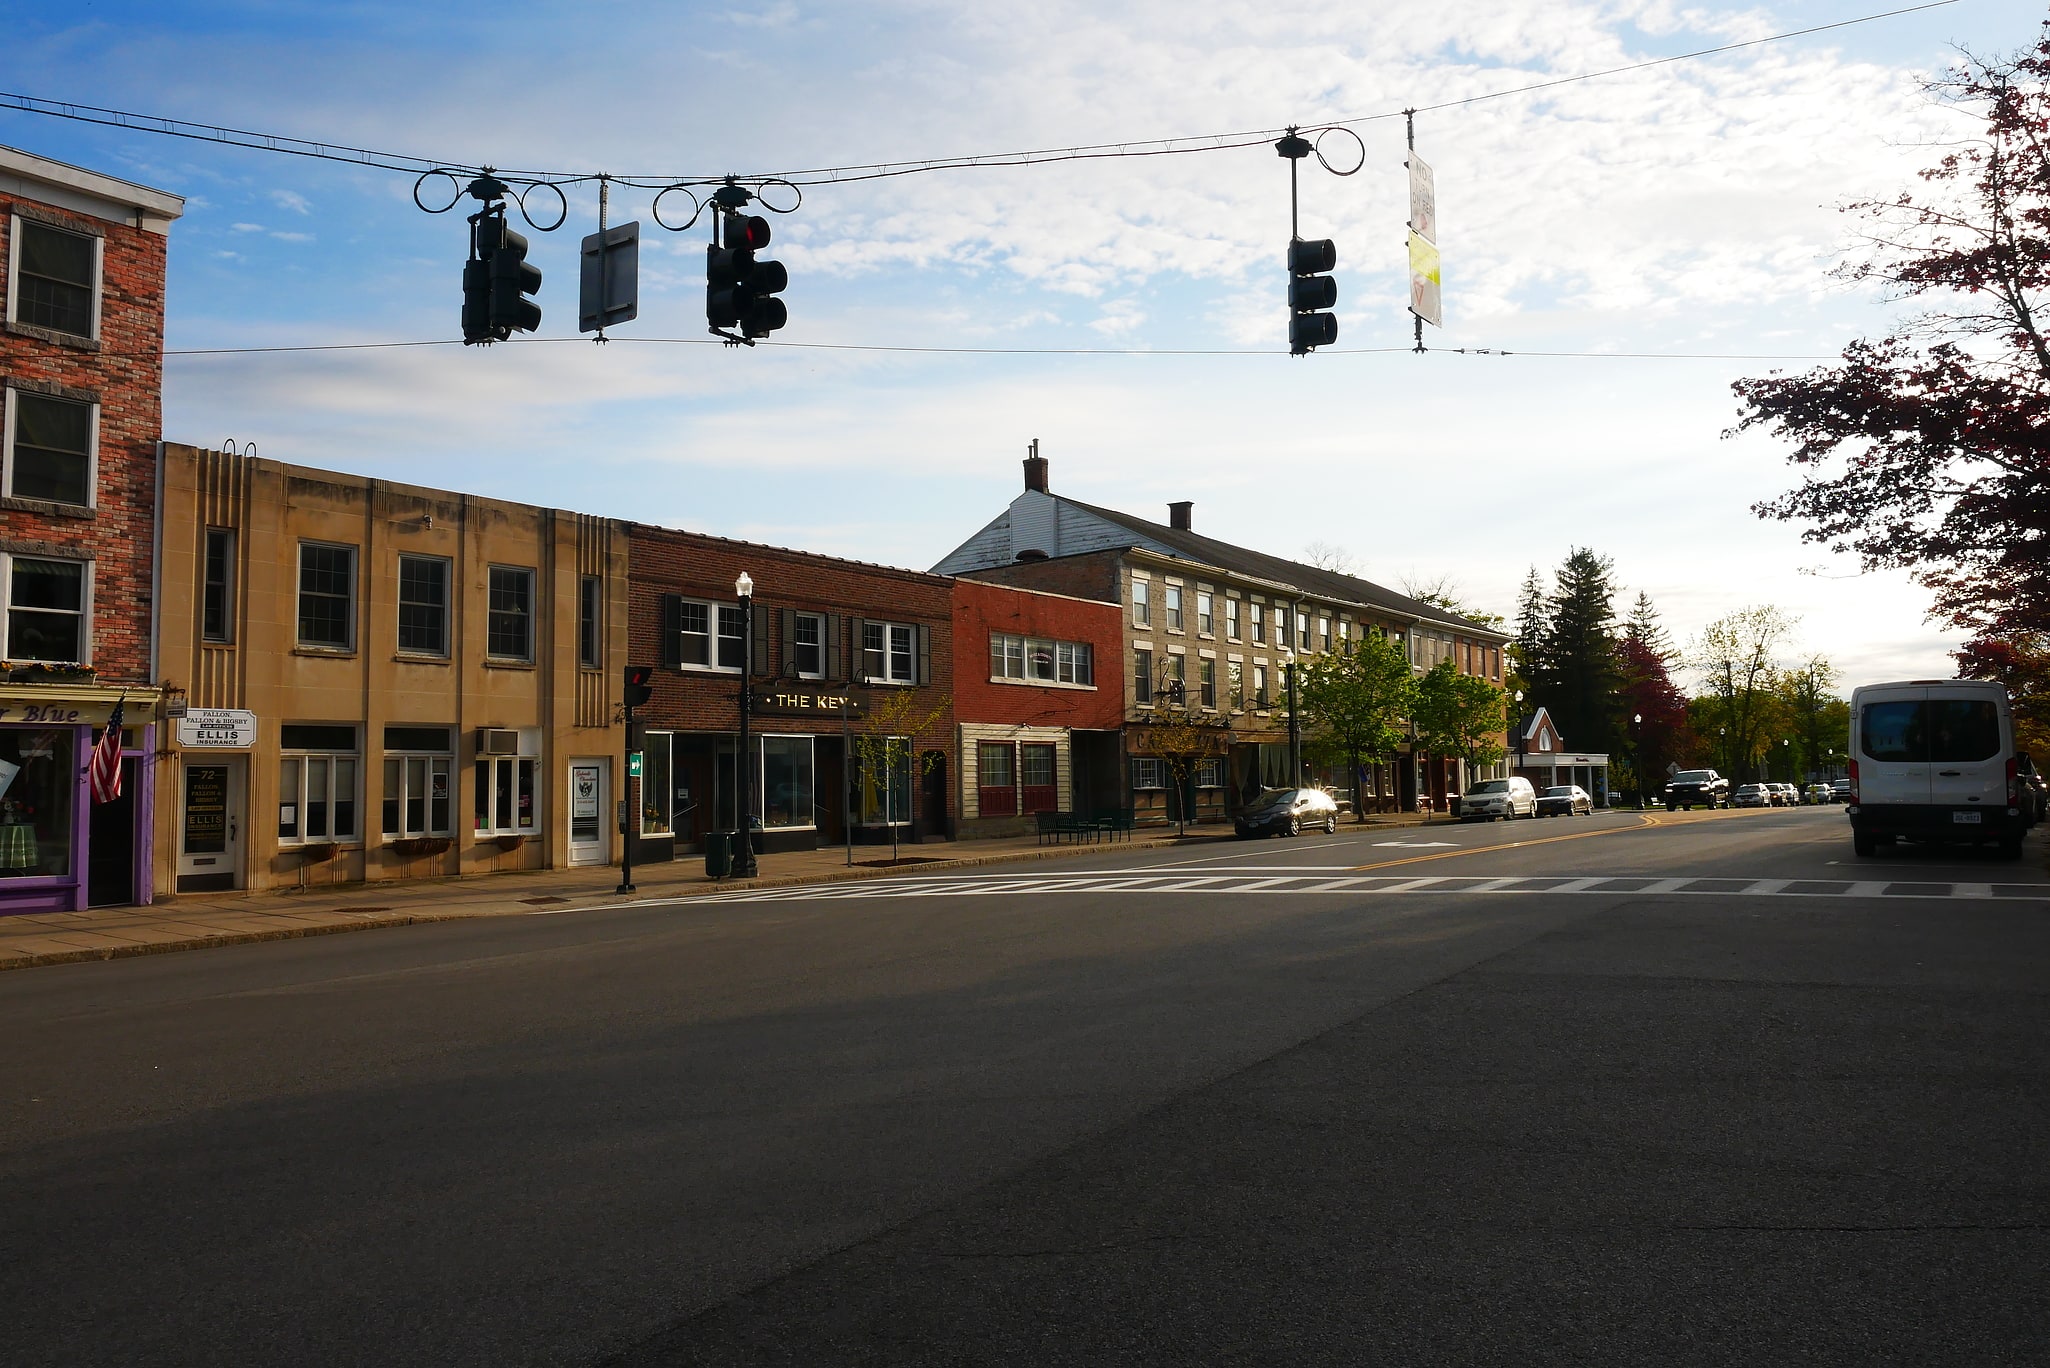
left=474, top=756, right=538, bottom=834
left=279, top=724, right=359, bottom=843
left=759, top=735, right=814, bottom=829
left=381, top=727, right=453, bottom=838
left=0, top=727, right=74, bottom=878
left=857, top=741, right=913, bottom=825
left=641, top=731, right=673, bottom=835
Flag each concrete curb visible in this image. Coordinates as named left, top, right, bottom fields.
left=0, top=829, right=1242, bottom=972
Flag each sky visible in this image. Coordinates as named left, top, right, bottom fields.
left=5, top=0, right=2040, bottom=692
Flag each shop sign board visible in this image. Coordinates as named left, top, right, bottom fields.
left=177, top=708, right=258, bottom=749
left=752, top=689, right=867, bottom=719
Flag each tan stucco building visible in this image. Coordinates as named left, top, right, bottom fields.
left=152, top=444, right=627, bottom=895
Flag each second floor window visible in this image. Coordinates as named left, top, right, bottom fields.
left=792, top=611, right=825, bottom=677
left=1253, top=663, right=1269, bottom=708
left=1199, top=658, right=1217, bottom=708
left=3, top=555, right=86, bottom=663
left=1224, top=597, right=1240, bottom=640
left=5, top=390, right=94, bottom=507
left=397, top=555, right=448, bottom=656
left=1297, top=610, right=1312, bottom=650
left=989, top=632, right=1093, bottom=685
left=297, top=543, right=355, bottom=649
left=1165, top=585, right=1184, bottom=631
left=13, top=219, right=97, bottom=338
left=1134, top=647, right=1153, bottom=705
left=202, top=529, right=234, bottom=644
left=1131, top=579, right=1150, bottom=626
left=1197, top=592, right=1214, bottom=635
left=578, top=576, right=601, bottom=668
left=1250, top=602, right=1266, bottom=644
left=863, top=620, right=915, bottom=683
left=487, top=566, right=535, bottom=661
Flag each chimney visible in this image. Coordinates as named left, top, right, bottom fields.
left=1168, top=500, right=1192, bottom=531
left=1022, top=438, right=1048, bottom=493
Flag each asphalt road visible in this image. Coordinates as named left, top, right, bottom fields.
left=3, top=806, right=2045, bottom=1365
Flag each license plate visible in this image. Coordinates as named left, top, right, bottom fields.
left=1952, top=811, right=1982, bottom=825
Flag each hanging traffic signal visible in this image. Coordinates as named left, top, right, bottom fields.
left=463, top=203, right=542, bottom=344
left=706, top=211, right=788, bottom=344
left=1287, top=237, right=1337, bottom=355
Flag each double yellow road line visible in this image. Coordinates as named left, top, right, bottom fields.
left=1348, top=811, right=1664, bottom=873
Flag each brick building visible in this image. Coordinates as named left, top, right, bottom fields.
left=0, top=146, right=182, bottom=913
left=933, top=446, right=1515, bottom=821
left=952, top=578, right=1124, bottom=838
left=151, top=445, right=628, bottom=894
left=628, top=525, right=955, bottom=859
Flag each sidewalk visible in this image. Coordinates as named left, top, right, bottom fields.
left=0, top=812, right=1454, bottom=972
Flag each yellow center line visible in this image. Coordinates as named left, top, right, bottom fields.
left=1349, top=812, right=1664, bottom=872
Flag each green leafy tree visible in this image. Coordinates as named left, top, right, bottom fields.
left=1413, top=660, right=1509, bottom=787
left=1295, top=631, right=1417, bottom=824
left=1510, top=564, right=1549, bottom=694
left=1689, top=605, right=1796, bottom=782
left=1139, top=706, right=1234, bottom=835
left=851, top=689, right=951, bottom=863
left=1776, top=655, right=1849, bottom=781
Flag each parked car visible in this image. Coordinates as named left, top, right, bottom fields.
left=1235, top=787, right=1339, bottom=838
left=1665, top=768, right=1729, bottom=810
left=1537, top=784, right=1593, bottom=817
left=2018, top=753, right=2048, bottom=826
left=1831, top=778, right=1852, bottom=802
left=1733, top=783, right=1772, bottom=808
left=1774, top=782, right=1802, bottom=806
left=1804, top=782, right=1834, bottom=804
left=1459, top=776, right=1538, bottom=821
left=1847, top=679, right=2023, bottom=858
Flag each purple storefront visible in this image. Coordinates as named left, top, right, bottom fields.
left=0, top=684, right=159, bottom=913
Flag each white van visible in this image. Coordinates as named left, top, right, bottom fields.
left=1459, top=776, right=1536, bottom=821
left=1847, top=679, right=2023, bottom=858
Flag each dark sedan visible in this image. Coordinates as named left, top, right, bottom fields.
left=1536, top=784, right=1593, bottom=816
left=1235, top=787, right=1340, bottom=838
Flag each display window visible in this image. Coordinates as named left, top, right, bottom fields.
left=0, top=726, right=74, bottom=878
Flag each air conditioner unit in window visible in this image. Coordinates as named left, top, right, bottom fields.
left=478, top=728, right=520, bottom=755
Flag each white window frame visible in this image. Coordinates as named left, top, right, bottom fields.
left=1197, top=591, right=1214, bottom=636
left=475, top=747, right=541, bottom=836
left=278, top=727, right=361, bottom=846
left=7, top=213, right=104, bottom=342
left=673, top=598, right=742, bottom=674
left=792, top=610, right=827, bottom=679
left=1165, top=584, right=1184, bottom=631
left=1224, top=596, right=1240, bottom=641
left=2, top=386, right=99, bottom=509
left=1249, top=602, right=1266, bottom=644
left=1131, top=578, right=1151, bottom=627
left=381, top=745, right=454, bottom=840
left=0, top=552, right=92, bottom=665
left=1131, top=757, right=1166, bottom=790
left=864, top=619, right=915, bottom=684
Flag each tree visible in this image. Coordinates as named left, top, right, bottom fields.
left=1413, top=660, right=1508, bottom=788
left=1401, top=571, right=1507, bottom=632
left=1732, top=35, right=2050, bottom=660
left=1138, top=706, right=1234, bottom=835
left=1534, top=548, right=1624, bottom=754
left=1511, top=564, right=1549, bottom=699
left=1776, top=654, right=1850, bottom=781
left=1295, top=631, right=1417, bottom=823
left=1689, top=605, right=1796, bottom=781
left=850, top=689, right=951, bottom=863
left=1956, top=634, right=2050, bottom=756
left=1302, top=540, right=1357, bottom=574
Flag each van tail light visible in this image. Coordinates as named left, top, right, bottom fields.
left=1848, top=758, right=1859, bottom=803
left=2007, top=756, right=2019, bottom=805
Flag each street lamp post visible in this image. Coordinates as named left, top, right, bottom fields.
left=1780, top=737, right=1790, bottom=785
left=1281, top=648, right=1301, bottom=786
left=1631, top=711, right=1643, bottom=810
left=733, top=571, right=759, bottom=879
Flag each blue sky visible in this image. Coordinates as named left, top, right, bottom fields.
left=5, top=0, right=2041, bottom=686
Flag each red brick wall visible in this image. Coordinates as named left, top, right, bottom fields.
left=0, top=199, right=167, bottom=687
left=953, top=579, right=1123, bottom=731
left=627, top=525, right=957, bottom=819
left=956, top=550, right=1123, bottom=604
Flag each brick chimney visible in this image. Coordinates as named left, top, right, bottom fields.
left=1023, top=438, right=1048, bottom=493
left=1168, top=500, right=1192, bottom=531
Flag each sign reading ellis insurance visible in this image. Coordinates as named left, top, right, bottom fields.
left=176, top=708, right=258, bottom=749
left=752, top=689, right=866, bottom=719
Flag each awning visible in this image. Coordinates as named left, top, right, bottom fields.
left=0, top=682, right=162, bottom=727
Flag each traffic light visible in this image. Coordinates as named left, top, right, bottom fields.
left=706, top=211, right=789, bottom=343
left=624, top=664, right=654, bottom=709
left=480, top=208, right=543, bottom=337
left=1287, top=237, right=1337, bottom=354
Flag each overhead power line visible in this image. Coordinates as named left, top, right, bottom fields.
left=155, top=336, right=1840, bottom=360
left=0, top=1, right=1957, bottom=190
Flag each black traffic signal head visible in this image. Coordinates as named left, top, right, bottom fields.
left=707, top=212, right=790, bottom=342
left=1286, top=236, right=1337, bottom=355
left=464, top=205, right=543, bottom=343
left=624, top=664, right=654, bottom=708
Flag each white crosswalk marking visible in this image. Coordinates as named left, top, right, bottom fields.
left=685, top=872, right=2050, bottom=905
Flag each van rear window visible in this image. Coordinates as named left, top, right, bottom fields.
left=1861, top=699, right=2002, bottom=763
left=1930, top=699, right=2000, bottom=762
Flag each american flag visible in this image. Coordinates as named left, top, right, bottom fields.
left=88, top=695, right=125, bottom=804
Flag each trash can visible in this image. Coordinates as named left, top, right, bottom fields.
left=704, top=830, right=733, bottom=879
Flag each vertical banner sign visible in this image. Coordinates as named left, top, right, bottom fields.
left=1407, top=152, right=1442, bottom=328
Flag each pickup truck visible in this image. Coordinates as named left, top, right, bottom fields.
left=1665, top=768, right=1729, bottom=810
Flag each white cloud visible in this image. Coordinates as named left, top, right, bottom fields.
left=270, top=188, right=311, bottom=214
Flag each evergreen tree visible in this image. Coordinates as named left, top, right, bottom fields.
left=1510, top=565, right=1549, bottom=701
left=1537, top=548, right=1624, bottom=754
left=1625, top=591, right=1674, bottom=666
